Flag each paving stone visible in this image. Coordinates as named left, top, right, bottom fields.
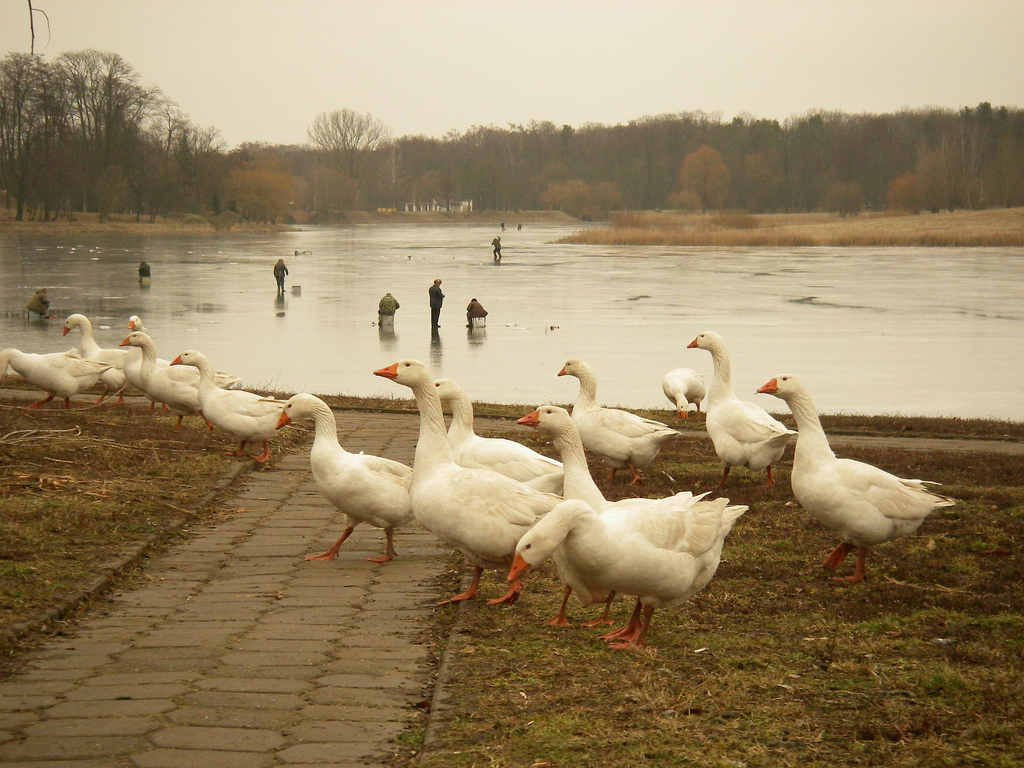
left=0, top=412, right=451, bottom=766
left=150, top=724, right=285, bottom=751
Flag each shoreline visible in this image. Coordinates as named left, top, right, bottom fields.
left=0, top=209, right=577, bottom=235
left=3, top=207, right=1022, bottom=246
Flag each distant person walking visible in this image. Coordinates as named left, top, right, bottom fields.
left=491, top=236, right=502, bottom=262
left=273, top=258, right=289, bottom=295
left=138, top=261, right=151, bottom=287
left=25, top=287, right=51, bottom=319
left=378, top=292, right=400, bottom=326
left=466, top=298, right=488, bottom=328
left=428, top=279, right=445, bottom=328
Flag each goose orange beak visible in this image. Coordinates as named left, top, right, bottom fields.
left=374, top=363, right=398, bottom=380
left=508, top=552, right=531, bottom=582
left=276, top=411, right=291, bottom=430
left=62, top=326, right=70, bottom=337
left=118, top=336, right=131, bottom=347
left=128, top=320, right=137, bottom=330
left=170, top=355, right=182, bottom=366
left=686, top=337, right=699, bottom=348
left=556, top=366, right=566, bottom=376
left=516, top=411, right=540, bottom=427
left=756, top=378, right=778, bottom=395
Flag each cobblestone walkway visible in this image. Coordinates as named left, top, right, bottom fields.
left=0, top=411, right=449, bottom=768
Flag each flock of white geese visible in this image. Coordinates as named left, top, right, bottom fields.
left=2, top=317, right=956, bottom=649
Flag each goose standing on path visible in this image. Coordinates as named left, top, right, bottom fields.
left=558, top=358, right=680, bottom=485
left=276, top=393, right=413, bottom=562
left=517, top=405, right=744, bottom=629
left=434, top=377, right=563, bottom=494
left=62, top=314, right=128, bottom=404
left=509, top=494, right=746, bottom=649
left=687, top=332, right=795, bottom=487
left=757, top=374, right=955, bottom=583
left=171, top=350, right=287, bottom=462
left=0, top=348, right=110, bottom=409
left=662, top=367, right=706, bottom=419
left=374, top=360, right=560, bottom=605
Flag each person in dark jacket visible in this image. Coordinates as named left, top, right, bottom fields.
left=273, top=259, right=289, bottom=295
left=428, top=279, right=444, bottom=328
left=466, top=298, right=488, bottom=327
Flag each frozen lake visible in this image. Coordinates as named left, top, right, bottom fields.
left=2, top=222, right=1022, bottom=421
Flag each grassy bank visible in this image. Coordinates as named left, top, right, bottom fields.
left=412, top=417, right=1024, bottom=768
left=558, top=207, right=1024, bottom=248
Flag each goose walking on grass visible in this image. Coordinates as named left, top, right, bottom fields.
left=688, top=332, right=795, bottom=487
left=0, top=348, right=110, bottom=410
left=558, top=358, right=680, bottom=485
left=509, top=494, right=746, bottom=649
left=375, top=359, right=560, bottom=605
left=517, top=404, right=744, bottom=629
left=62, top=313, right=128, bottom=404
left=119, top=332, right=204, bottom=429
left=662, top=367, right=706, bottom=419
left=757, top=374, right=956, bottom=583
left=434, top=377, right=563, bottom=494
left=171, top=350, right=287, bottom=462
left=276, top=393, right=413, bottom=562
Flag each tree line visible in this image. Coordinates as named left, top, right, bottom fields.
left=2, top=48, right=1023, bottom=224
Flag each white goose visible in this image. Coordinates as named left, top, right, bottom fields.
left=1, top=348, right=110, bottom=409
left=434, top=377, right=563, bottom=494
left=517, top=404, right=743, bottom=628
left=119, top=332, right=203, bottom=428
left=509, top=494, right=746, bottom=649
left=687, top=331, right=795, bottom=487
left=558, top=358, right=680, bottom=485
left=62, top=314, right=128, bottom=404
left=757, top=374, right=955, bottom=583
left=374, top=359, right=560, bottom=604
left=124, top=316, right=242, bottom=404
left=276, top=393, right=413, bottom=562
left=171, top=350, right=286, bottom=462
left=662, top=367, right=706, bottom=419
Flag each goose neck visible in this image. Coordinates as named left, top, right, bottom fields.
left=552, top=429, right=608, bottom=509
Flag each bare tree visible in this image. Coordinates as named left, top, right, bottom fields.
left=307, top=109, right=390, bottom=199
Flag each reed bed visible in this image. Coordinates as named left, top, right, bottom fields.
left=561, top=207, right=1024, bottom=248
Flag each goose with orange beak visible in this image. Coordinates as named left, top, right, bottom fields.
left=374, top=360, right=560, bottom=605
left=757, top=374, right=955, bottom=583
left=508, top=493, right=746, bottom=650
left=275, top=392, right=412, bottom=562
left=687, top=331, right=794, bottom=487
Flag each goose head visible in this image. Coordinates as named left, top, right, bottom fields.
left=557, top=358, right=590, bottom=379
left=517, top=405, right=574, bottom=438
left=757, top=374, right=802, bottom=401
left=62, top=314, right=89, bottom=336
left=508, top=498, right=591, bottom=581
left=687, top=331, right=724, bottom=351
left=374, top=359, right=432, bottom=389
left=170, top=350, right=207, bottom=368
left=119, top=331, right=153, bottom=349
left=277, top=392, right=322, bottom=429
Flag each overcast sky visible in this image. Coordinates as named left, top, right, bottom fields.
left=2, top=1, right=1022, bottom=148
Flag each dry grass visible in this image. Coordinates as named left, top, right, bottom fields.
left=410, top=424, right=1024, bottom=768
left=561, top=207, right=1024, bottom=247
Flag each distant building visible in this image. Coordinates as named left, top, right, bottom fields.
left=404, top=199, right=473, bottom=213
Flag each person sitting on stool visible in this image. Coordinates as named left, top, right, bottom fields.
left=466, top=298, right=488, bottom=328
